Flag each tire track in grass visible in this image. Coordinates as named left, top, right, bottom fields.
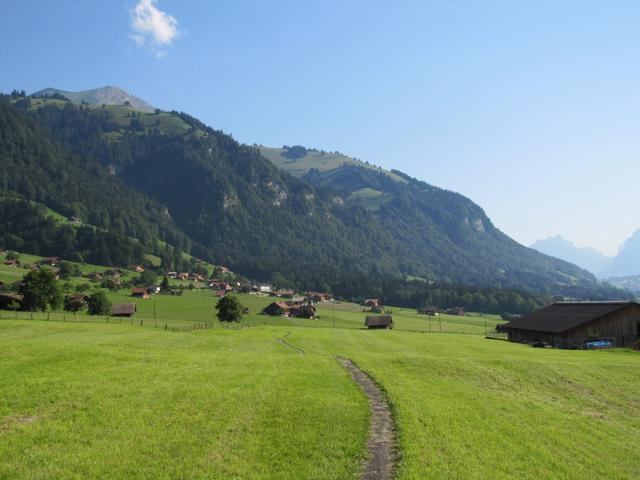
left=276, top=331, right=305, bottom=355
left=337, top=357, right=397, bottom=480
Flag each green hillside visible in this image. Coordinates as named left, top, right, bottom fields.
left=260, top=145, right=406, bottom=182
left=1, top=91, right=628, bottom=302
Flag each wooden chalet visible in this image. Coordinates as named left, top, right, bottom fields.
left=131, top=288, right=150, bottom=299
left=419, top=306, right=439, bottom=316
left=502, top=301, right=640, bottom=349
left=262, top=301, right=292, bottom=316
left=0, top=293, right=23, bottom=310
left=65, top=294, right=90, bottom=309
left=3, top=259, right=18, bottom=268
left=364, top=298, right=382, bottom=308
left=365, top=315, right=394, bottom=329
left=444, top=307, right=466, bottom=316
left=39, top=257, right=60, bottom=266
left=292, top=304, right=317, bottom=319
left=111, top=303, right=137, bottom=317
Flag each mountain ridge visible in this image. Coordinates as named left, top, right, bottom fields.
left=32, top=86, right=156, bottom=113
left=530, top=235, right=612, bottom=276
left=1, top=89, right=628, bottom=302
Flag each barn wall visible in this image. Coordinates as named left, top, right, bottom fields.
left=567, top=304, right=640, bottom=347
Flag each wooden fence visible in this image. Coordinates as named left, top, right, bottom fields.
left=0, top=310, right=265, bottom=332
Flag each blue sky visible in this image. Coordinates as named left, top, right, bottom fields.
left=1, top=0, right=638, bottom=255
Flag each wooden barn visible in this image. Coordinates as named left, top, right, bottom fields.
left=131, top=288, right=150, bottom=299
left=365, top=315, right=394, bottom=329
left=502, top=301, right=640, bottom=349
left=111, top=303, right=137, bottom=317
left=262, top=301, right=292, bottom=316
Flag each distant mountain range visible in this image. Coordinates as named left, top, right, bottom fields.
left=32, top=86, right=156, bottom=113
left=530, top=236, right=612, bottom=276
left=531, top=231, right=640, bottom=282
left=0, top=86, right=629, bottom=302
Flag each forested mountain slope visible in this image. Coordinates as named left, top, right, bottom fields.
left=0, top=91, right=624, bottom=299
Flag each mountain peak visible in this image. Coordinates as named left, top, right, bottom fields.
left=31, top=86, right=155, bottom=113
left=530, top=236, right=611, bottom=276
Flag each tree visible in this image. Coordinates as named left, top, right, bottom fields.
left=58, top=261, right=76, bottom=280
left=87, top=291, right=111, bottom=315
left=19, top=268, right=63, bottom=311
left=5, top=251, right=19, bottom=261
left=63, top=295, right=84, bottom=312
left=139, top=269, right=158, bottom=286
left=216, top=295, right=243, bottom=322
left=160, top=276, right=170, bottom=293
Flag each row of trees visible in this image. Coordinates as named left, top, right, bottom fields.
left=17, top=268, right=111, bottom=315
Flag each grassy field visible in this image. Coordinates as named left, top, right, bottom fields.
left=1, top=320, right=638, bottom=479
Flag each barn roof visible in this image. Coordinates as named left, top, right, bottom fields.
left=365, top=315, right=393, bottom=326
left=502, top=302, right=638, bottom=334
left=111, top=303, right=136, bottom=315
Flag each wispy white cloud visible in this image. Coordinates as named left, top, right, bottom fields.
left=130, top=0, right=179, bottom=58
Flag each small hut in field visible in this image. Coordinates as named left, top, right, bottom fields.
left=365, top=315, right=394, bottom=329
left=111, top=303, right=137, bottom=317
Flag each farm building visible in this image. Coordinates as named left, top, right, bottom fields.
left=502, top=301, right=640, bottom=349
left=131, top=288, right=150, bottom=299
left=39, top=257, right=60, bottom=266
left=364, top=298, right=381, bottom=308
left=111, top=303, right=137, bottom=317
left=262, top=301, right=292, bottom=316
left=292, top=304, right=317, bottom=319
left=444, top=307, right=466, bottom=316
left=0, top=293, right=23, bottom=310
left=418, top=306, right=439, bottom=316
left=365, top=315, right=394, bottom=329
left=3, top=259, right=18, bottom=267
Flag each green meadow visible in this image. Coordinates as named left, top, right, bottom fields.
left=1, top=254, right=638, bottom=479
left=1, top=317, right=639, bottom=479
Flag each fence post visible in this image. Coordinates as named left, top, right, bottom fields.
left=140, top=319, right=143, bottom=327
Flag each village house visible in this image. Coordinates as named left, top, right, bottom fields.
left=65, top=293, right=90, bottom=309
left=418, top=306, right=439, bottom=316
left=262, top=301, right=292, bottom=316
left=131, top=287, right=150, bottom=299
left=258, top=284, right=273, bottom=294
left=111, top=303, right=137, bottom=317
left=215, top=289, right=227, bottom=298
left=166, top=271, right=178, bottom=279
left=86, top=271, right=103, bottom=281
left=365, top=315, right=394, bottom=329
left=131, top=265, right=145, bottom=273
left=307, top=292, right=332, bottom=303
left=364, top=298, right=382, bottom=308
left=444, top=307, right=466, bottom=316
left=502, top=301, right=640, bottom=349
left=292, top=304, right=317, bottom=319
left=0, top=293, right=23, bottom=310
left=39, top=257, right=60, bottom=266
left=277, top=289, right=295, bottom=298
left=3, top=259, right=19, bottom=268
